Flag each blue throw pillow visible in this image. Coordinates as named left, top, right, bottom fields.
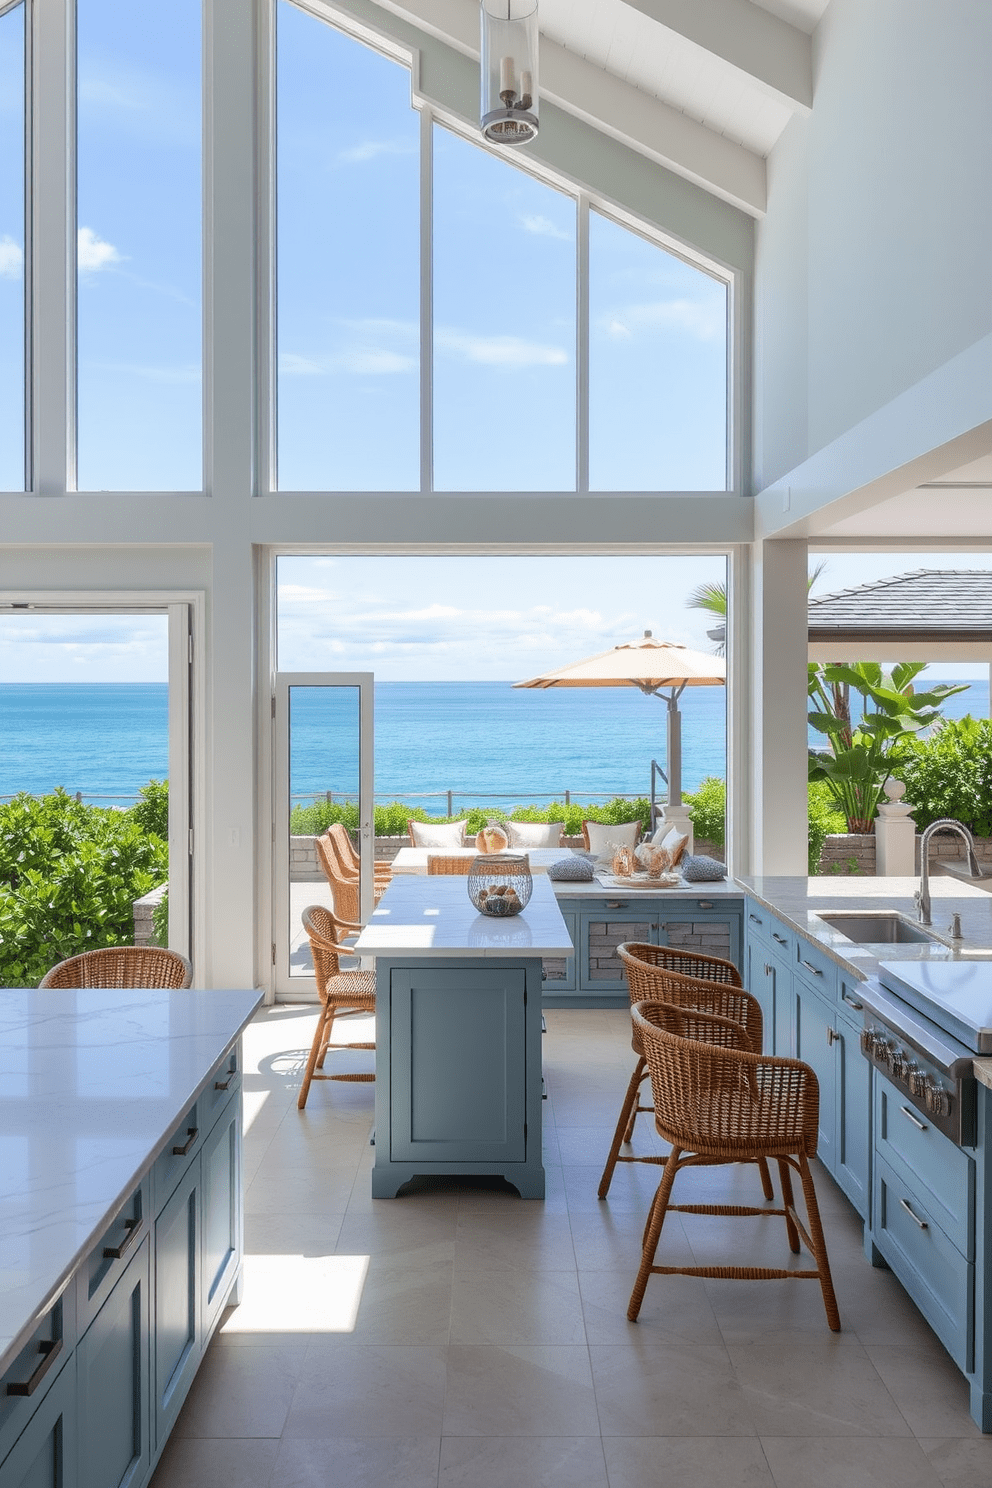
left=682, top=853, right=726, bottom=882
left=548, top=856, right=595, bottom=882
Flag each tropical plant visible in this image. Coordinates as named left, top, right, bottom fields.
left=807, top=662, right=968, bottom=832
left=683, top=777, right=726, bottom=847
left=152, top=889, right=170, bottom=948
left=899, top=716, right=992, bottom=836
left=680, top=776, right=844, bottom=872
left=0, top=789, right=168, bottom=986
left=129, top=777, right=169, bottom=839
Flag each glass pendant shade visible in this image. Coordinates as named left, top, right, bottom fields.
left=480, top=0, right=538, bottom=146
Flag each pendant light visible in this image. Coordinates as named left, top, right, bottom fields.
left=480, top=1, right=539, bottom=146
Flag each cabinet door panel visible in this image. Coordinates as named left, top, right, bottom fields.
left=0, top=1356, right=76, bottom=1488
left=154, top=1160, right=200, bottom=1446
left=658, top=914, right=736, bottom=969
left=543, top=904, right=576, bottom=991
left=76, top=1237, right=150, bottom=1488
left=389, top=966, right=527, bottom=1162
left=201, top=1096, right=242, bottom=1335
left=835, top=1007, right=870, bottom=1217
left=794, top=982, right=836, bottom=1173
left=580, top=911, right=656, bottom=990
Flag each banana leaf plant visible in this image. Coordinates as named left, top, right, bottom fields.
left=807, top=662, right=968, bottom=832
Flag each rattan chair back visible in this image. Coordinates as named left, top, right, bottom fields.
left=39, top=946, right=192, bottom=989
left=315, top=833, right=362, bottom=922
left=427, top=855, right=474, bottom=874
left=327, top=823, right=392, bottom=885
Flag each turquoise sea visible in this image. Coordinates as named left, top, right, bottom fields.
left=1, top=679, right=987, bottom=812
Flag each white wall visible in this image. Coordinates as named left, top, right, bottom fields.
left=755, top=0, right=992, bottom=493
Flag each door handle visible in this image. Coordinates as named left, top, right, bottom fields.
left=899, top=1197, right=928, bottom=1230
left=172, top=1126, right=198, bottom=1156
left=5, top=1339, right=63, bottom=1398
left=103, top=1215, right=143, bottom=1260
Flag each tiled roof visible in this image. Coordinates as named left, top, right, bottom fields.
left=808, top=570, right=992, bottom=640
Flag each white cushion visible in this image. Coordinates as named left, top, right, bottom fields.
left=507, top=821, right=564, bottom=849
left=658, top=825, right=689, bottom=865
left=409, top=818, right=468, bottom=848
left=584, top=819, right=641, bottom=855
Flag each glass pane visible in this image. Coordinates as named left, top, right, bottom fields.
left=277, top=3, right=419, bottom=491
left=76, top=0, right=202, bottom=490
left=289, top=685, right=363, bottom=979
left=589, top=211, right=728, bottom=491
left=0, top=2, right=24, bottom=491
left=432, top=125, right=575, bottom=491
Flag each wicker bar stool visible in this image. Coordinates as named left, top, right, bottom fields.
left=626, top=998, right=840, bottom=1332
left=298, top=904, right=376, bottom=1109
left=327, top=823, right=392, bottom=890
left=39, top=946, right=192, bottom=988
left=598, top=942, right=770, bottom=1200
left=427, top=854, right=474, bottom=874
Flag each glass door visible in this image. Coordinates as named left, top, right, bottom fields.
left=273, top=672, right=374, bottom=997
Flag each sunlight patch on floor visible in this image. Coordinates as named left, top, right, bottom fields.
left=218, top=1252, right=370, bottom=1334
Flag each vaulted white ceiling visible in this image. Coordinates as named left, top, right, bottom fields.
left=372, top=0, right=830, bottom=214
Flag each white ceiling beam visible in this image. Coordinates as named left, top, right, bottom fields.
left=368, top=0, right=766, bottom=215
left=621, top=0, right=813, bottom=112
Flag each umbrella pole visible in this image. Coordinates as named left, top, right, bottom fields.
left=666, top=692, right=682, bottom=807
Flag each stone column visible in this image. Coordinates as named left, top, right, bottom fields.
left=875, top=778, right=917, bottom=877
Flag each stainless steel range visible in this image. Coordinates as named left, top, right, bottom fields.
left=858, top=961, right=985, bottom=1145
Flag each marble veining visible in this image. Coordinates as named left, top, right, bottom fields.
left=0, top=987, right=261, bottom=1376
left=354, top=874, right=574, bottom=958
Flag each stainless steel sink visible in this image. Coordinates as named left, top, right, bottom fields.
left=816, top=912, right=939, bottom=945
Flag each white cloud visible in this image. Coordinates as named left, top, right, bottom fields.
left=280, top=319, right=418, bottom=377
left=436, top=329, right=568, bottom=367
left=520, top=214, right=571, bottom=242
left=337, top=139, right=417, bottom=165
left=603, top=297, right=725, bottom=342
left=0, top=236, right=23, bottom=279
left=78, top=227, right=122, bottom=273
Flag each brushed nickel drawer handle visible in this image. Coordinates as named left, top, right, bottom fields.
left=800, top=959, right=823, bottom=976
left=900, top=1104, right=928, bottom=1132
left=172, top=1127, right=198, bottom=1156
left=748, top=912, right=762, bottom=923
left=5, top=1338, right=62, bottom=1398
left=103, top=1215, right=143, bottom=1260
left=605, top=901, right=629, bottom=909
left=772, top=933, right=788, bottom=946
left=841, top=990, right=864, bottom=1010
left=899, top=1197, right=928, bottom=1230
left=697, top=900, right=714, bottom=910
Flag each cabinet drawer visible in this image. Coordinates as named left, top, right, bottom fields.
left=78, top=1180, right=149, bottom=1334
left=793, top=936, right=838, bottom=993
left=153, top=1099, right=204, bottom=1213
left=0, top=1346, right=76, bottom=1488
left=0, top=1293, right=72, bottom=1468
left=874, top=1153, right=973, bottom=1371
left=875, top=1072, right=974, bottom=1258
left=201, top=1043, right=242, bottom=1131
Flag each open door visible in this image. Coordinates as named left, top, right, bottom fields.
left=273, top=672, right=374, bottom=998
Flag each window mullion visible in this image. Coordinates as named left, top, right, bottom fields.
left=576, top=193, right=589, bottom=494
left=420, top=104, right=433, bottom=494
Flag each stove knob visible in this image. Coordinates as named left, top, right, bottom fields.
left=890, top=1049, right=909, bottom=1081
left=860, top=1027, right=874, bottom=1057
left=924, top=1079, right=950, bottom=1117
left=908, top=1065, right=927, bottom=1097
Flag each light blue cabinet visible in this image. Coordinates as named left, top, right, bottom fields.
left=794, top=978, right=837, bottom=1174
left=154, top=1162, right=199, bottom=1449
left=0, top=1350, right=76, bottom=1488
left=201, top=1095, right=242, bottom=1338
left=76, top=1237, right=151, bottom=1488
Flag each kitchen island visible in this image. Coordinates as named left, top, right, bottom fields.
left=354, top=873, right=573, bottom=1198
left=0, top=986, right=262, bottom=1488
left=738, top=875, right=992, bottom=1432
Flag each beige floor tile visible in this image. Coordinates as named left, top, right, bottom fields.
left=442, top=1345, right=598, bottom=1437
left=439, top=1435, right=609, bottom=1487
left=173, top=1342, right=305, bottom=1439
left=449, top=1266, right=586, bottom=1345
left=728, top=1343, right=911, bottom=1437
left=602, top=1436, right=774, bottom=1487
left=580, top=1269, right=723, bottom=1346
left=704, top=1273, right=858, bottom=1349
left=335, top=1205, right=459, bottom=1262
left=346, top=1258, right=453, bottom=1344
left=150, top=1435, right=280, bottom=1488
left=760, top=1435, right=944, bottom=1487
left=245, top=1163, right=359, bottom=1214
left=282, top=1345, right=448, bottom=1438
left=452, top=1208, right=577, bottom=1273
left=569, top=1204, right=693, bottom=1272
left=590, top=1341, right=753, bottom=1437
left=865, top=1344, right=982, bottom=1438
left=919, top=1436, right=992, bottom=1486
left=269, top=1436, right=441, bottom=1488
left=245, top=1209, right=345, bottom=1258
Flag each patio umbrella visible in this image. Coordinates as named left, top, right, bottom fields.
left=514, top=630, right=725, bottom=808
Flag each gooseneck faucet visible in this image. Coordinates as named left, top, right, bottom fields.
left=916, top=818, right=980, bottom=926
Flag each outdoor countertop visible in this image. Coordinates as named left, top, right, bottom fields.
left=0, top=987, right=262, bottom=1377
left=353, top=874, right=574, bottom=958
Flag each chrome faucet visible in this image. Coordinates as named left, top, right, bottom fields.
left=916, top=818, right=980, bottom=926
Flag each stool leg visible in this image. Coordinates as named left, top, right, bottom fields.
left=757, top=1157, right=775, bottom=1201
left=628, top=1146, right=681, bottom=1321
left=623, top=1068, right=651, bottom=1143
left=796, top=1154, right=841, bottom=1332
left=298, top=1003, right=331, bottom=1110
left=777, top=1157, right=802, bottom=1253
left=598, top=1058, right=646, bottom=1199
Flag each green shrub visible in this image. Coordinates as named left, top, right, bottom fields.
left=128, top=778, right=169, bottom=839
left=808, top=781, right=847, bottom=873
left=152, top=889, right=169, bottom=949
left=899, top=717, right=992, bottom=836
left=0, top=789, right=168, bottom=986
left=683, top=777, right=726, bottom=847
left=289, top=796, right=651, bottom=839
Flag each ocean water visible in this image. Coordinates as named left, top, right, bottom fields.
left=2, top=678, right=988, bottom=811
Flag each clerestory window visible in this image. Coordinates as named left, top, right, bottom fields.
left=0, top=0, right=25, bottom=492
left=275, top=0, right=730, bottom=494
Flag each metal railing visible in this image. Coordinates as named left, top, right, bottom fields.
left=290, top=786, right=661, bottom=816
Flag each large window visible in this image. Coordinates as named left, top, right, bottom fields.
left=0, top=0, right=24, bottom=491
left=76, top=0, right=202, bottom=491
left=276, top=5, right=731, bottom=495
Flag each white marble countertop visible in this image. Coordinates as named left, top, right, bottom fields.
left=354, top=874, right=574, bottom=957
left=0, top=987, right=262, bottom=1376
